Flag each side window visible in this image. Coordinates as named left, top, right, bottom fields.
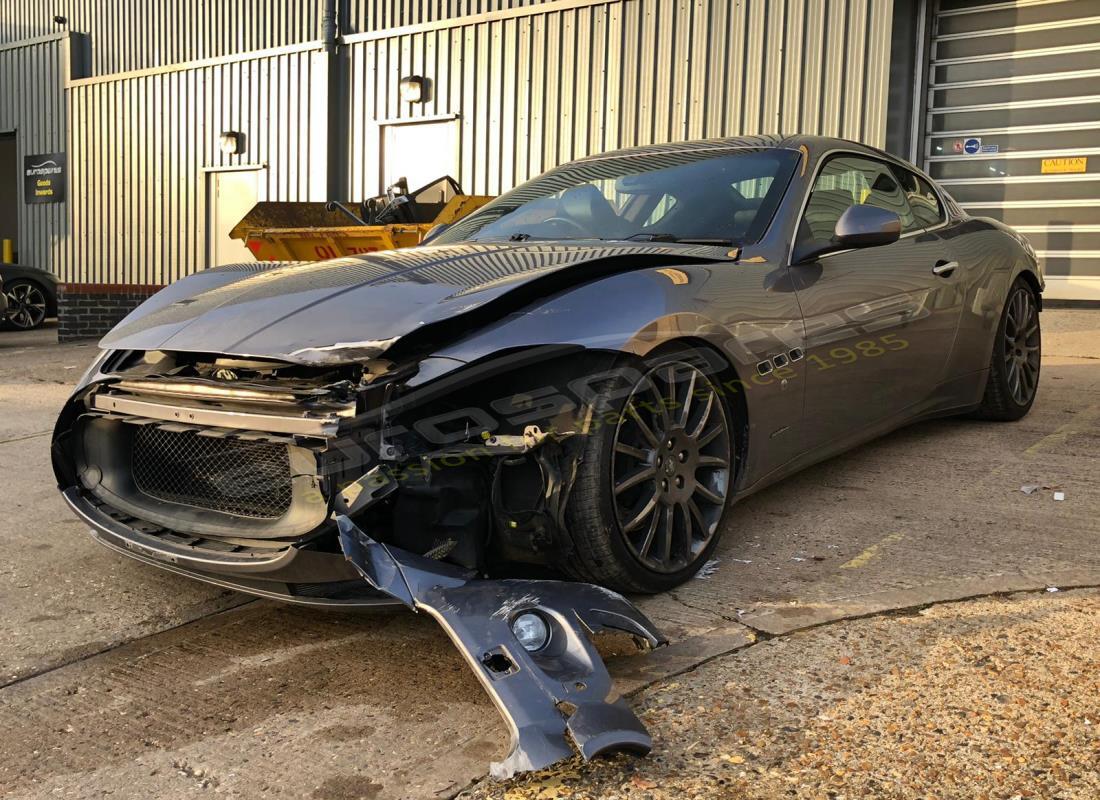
left=800, top=155, right=915, bottom=244
left=894, top=168, right=945, bottom=229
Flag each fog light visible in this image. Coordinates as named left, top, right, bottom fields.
left=512, top=611, right=550, bottom=652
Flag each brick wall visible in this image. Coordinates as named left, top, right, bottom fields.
left=57, top=284, right=163, bottom=342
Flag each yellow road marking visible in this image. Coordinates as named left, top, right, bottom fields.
left=1025, top=403, right=1100, bottom=455
left=840, top=533, right=904, bottom=570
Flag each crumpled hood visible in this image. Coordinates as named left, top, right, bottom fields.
left=100, top=241, right=734, bottom=365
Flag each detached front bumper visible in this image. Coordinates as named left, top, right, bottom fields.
left=336, top=515, right=667, bottom=778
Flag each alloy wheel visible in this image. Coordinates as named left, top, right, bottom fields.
left=1003, top=285, right=1040, bottom=406
left=610, top=362, right=732, bottom=573
left=5, top=282, right=47, bottom=330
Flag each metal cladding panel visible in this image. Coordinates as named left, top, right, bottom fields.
left=0, top=1, right=563, bottom=76
left=346, top=1, right=557, bottom=33
left=344, top=0, right=894, bottom=198
left=0, top=35, right=69, bottom=274
left=0, top=1, right=321, bottom=76
left=61, top=47, right=328, bottom=285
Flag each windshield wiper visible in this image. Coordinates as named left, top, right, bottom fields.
left=624, top=233, right=734, bottom=246
left=509, top=232, right=532, bottom=241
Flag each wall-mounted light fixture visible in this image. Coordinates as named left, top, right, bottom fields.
left=218, top=131, right=245, bottom=155
left=399, top=76, right=428, bottom=104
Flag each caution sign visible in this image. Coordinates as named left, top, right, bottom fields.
left=24, top=152, right=66, bottom=204
left=1041, top=157, right=1087, bottom=175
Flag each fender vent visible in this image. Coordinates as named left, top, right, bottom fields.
left=131, top=426, right=293, bottom=519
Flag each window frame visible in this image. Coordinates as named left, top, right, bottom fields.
left=788, top=149, right=954, bottom=265
left=890, top=164, right=948, bottom=230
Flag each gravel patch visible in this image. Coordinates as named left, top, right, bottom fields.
left=465, top=588, right=1100, bottom=799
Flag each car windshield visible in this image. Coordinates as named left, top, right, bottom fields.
left=431, top=147, right=801, bottom=246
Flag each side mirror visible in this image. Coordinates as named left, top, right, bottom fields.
left=834, top=204, right=901, bottom=249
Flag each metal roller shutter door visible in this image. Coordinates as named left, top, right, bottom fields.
left=925, top=0, right=1100, bottom=301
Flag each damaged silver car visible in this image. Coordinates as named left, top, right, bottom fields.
left=53, top=135, right=1043, bottom=776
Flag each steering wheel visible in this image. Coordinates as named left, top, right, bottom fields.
left=539, top=217, right=590, bottom=237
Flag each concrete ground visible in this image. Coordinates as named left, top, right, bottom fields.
left=0, top=310, right=1097, bottom=799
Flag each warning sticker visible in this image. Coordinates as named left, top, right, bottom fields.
left=1041, top=157, right=1087, bottom=174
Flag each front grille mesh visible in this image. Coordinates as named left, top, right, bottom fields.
left=131, top=426, right=294, bottom=519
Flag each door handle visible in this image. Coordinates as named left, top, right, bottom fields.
left=932, top=260, right=958, bottom=277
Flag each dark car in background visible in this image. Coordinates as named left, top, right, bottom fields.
left=1, top=264, right=58, bottom=331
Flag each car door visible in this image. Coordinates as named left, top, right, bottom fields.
left=788, top=153, right=964, bottom=450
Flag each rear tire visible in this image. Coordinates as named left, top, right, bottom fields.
left=561, top=353, right=736, bottom=593
left=972, top=277, right=1040, bottom=421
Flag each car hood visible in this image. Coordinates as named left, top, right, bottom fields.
left=100, top=241, right=735, bottom=365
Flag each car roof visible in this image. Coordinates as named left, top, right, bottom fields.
left=574, top=134, right=906, bottom=168
left=570, top=134, right=936, bottom=187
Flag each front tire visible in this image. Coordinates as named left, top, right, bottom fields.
left=561, top=354, right=736, bottom=593
left=972, top=277, right=1041, bottom=421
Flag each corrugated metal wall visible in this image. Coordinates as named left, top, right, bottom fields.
left=344, top=0, right=894, bottom=199
left=0, top=1, right=558, bottom=77
left=1, top=1, right=321, bottom=76
left=0, top=34, right=70, bottom=272
left=59, top=46, right=329, bottom=284
left=345, top=0, right=556, bottom=34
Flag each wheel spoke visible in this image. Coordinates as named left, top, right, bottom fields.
left=615, top=465, right=656, bottom=495
left=679, top=368, right=696, bottom=427
left=690, top=389, right=715, bottom=438
left=637, top=374, right=671, bottom=431
left=622, top=493, right=658, bottom=534
left=696, top=454, right=729, bottom=469
left=694, top=482, right=724, bottom=506
left=696, top=424, right=723, bottom=448
left=675, top=502, right=692, bottom=552
left=637, top=508, right=660, bottom=559
left=687, top=497, right=710, bottom=540
left=659, top=505, right=674, bottom=563
left=614, top=441, right=649, bottom=461
left=655, top=372, right=674, bottom=429
left=626, top=402, right=661, bottom=449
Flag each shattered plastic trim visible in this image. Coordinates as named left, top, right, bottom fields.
left=335, top=515, right=666, bottom=778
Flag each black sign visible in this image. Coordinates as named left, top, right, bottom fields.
left=24, top=152, right=66, bottom=204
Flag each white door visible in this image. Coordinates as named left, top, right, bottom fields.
left=207, top=169, right=260, bottom=267
left=381, top=120, right=459, bottom=193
